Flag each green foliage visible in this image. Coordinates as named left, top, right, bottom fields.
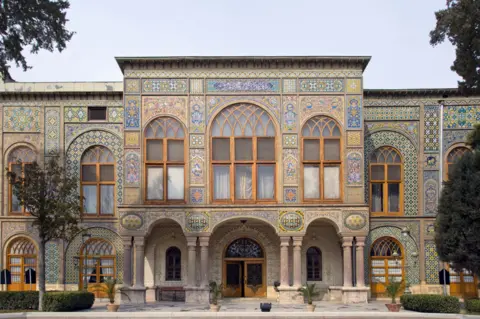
left=466, top=299, right=480, bottom=313
left=297, top=283, right=320, bottom=304
left=91, top=277, right=129, bottom=304
left=42, top=291, right=94, bottom=312
left=0, top=0, right=74, bottom=80
left=400, top=294, right=460, bottom=313
left=0, top=291, right=38, bottom=310
left=436, top=125, right=480, bottom=277
left=380, top=277, right=403, bottom=304
left=467, top=123, right=480, bottom=150
left=209, top=281, right=223, bottom=305
left=430, top=0, right=480, bottom=93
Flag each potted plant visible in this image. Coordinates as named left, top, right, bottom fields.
left=209, top=281, right=223, bottom=312
left=92, top=277, right=130, bottom=312
left=298, top=283, right=319, bottom=312
left=382, top=277, right=403, bottom=312
left=260, top=302, right=272, bottom=312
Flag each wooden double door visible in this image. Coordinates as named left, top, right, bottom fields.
left=223, top=260, right=266, bottom=298
left=449, top=268, right=478, bottom=299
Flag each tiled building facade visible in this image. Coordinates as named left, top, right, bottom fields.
left=0, top=56, right=478, bottom=303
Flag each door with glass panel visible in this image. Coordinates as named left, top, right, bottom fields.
left=370, top=237, right=404, bottom=298
left=7, top=237, right=37, bottom=291
left=449, top=267, right=478, bottom=299
left=244, top=261, right=265, bottom=297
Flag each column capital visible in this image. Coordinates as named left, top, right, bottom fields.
left=355, top=236, right=366, bottom=247
left=134, top=236, right=145, bottom=247
left=121, top=236, right=132, bottom=247
left=292, top=236, right=303, bottom=247
left=186, top=237, right=198, bottom=247
left=342, top=236, right=353, bottom=247
left=199, top=236, right=210, bottom=247
left=280, top=236, right=290, bottom=246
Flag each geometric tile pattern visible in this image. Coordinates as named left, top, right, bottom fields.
left=424, top=171, right=439, bottom=216
left=125, top=151, right=141, bottom=187
left=207, top=95, right=280, bottom=123
left=64, top=107, right=87, bottom=122
left=190, top=134, right=205, bottom=148
left=444, top=105, right=480, bottom=129
left=125, top=79, right=140, bottom=93
left=45, top=107, right=60, bottom=156
left=190, top=188, right=205, bottom=204
left=45, top=241, right=60, bottom=284
left=364, top=107, right=420, bottom=121
left=65, top=124, right=123, bottom=149
left=443, top=130, right=470, bottom=154
left=108, top=107, right=123, bottom=123
left=365, top=131, right=418, bottom=216
left=125, top=96, right=141, bottom=129
left=365, top=122, right=419, bottom=147
left=283, top=79, right=296, bottom=93
left=189, top=79, right=204, bottom=94
left=283, top=134, right=298, bottom=148
left=424, top=105, right=440, bottom=152
left=284, top=187, right=298, bottom=203
left=3, top=106, right=41, bottom=132
left=142, top=79, right=188, bottom=94
left=298, top=79, right=344, bottom=92
left=206, top=79, right=280, bottom=93
left=190, top=96, right=205, bottom=133
left=347, top=131, right=362, bottom=146
left=346, top=79, right=362, bottom=94
left=347, top=96, right=362, bottom=129
left=425, top=240, right=440, bottom=284
left=125, top=131, right=140, bottom=148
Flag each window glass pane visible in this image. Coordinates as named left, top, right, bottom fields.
left=371, top=183, right=383, bottom=212
left=11, top=164, right=22, bottom=178
left=82, top=165, right=97, bottom=182
left=387, top=165, right=401, bottom=181
left=257, top=138, right=275, bottom=161
left=257, top=165, right=274, bottom=199
left=147, top=140, right=163, bottom=161
left=371, top=165, right=385, bottom=180
left=11, top=193, right=21, bottom=212
left=100, top=165, right=114, bottom=181
left=213, top=139, right=230, bottom=161
left=304, top=165, right=320, bottom=199
left=147, top=167, right=164, bottom=200
left=83, top=185, right=97, bottom=214
left=324, top=139, right=340, bottom=161
left=448, top=164, right=455, bottom=176
left=388, top=183, right=400, bottom=212
left=324, top=166, right=340, bottom=199
left=100, top=185, right=114, bottom=214
left=167, top=166, right=184, bottom=200
left=235, top=165, right=253, bottom=200
left=88, top=107, right=107, bottom=121
left=213, top=165, right=230, bottom=200
left=304, top=140, right=320, bottom=161
left=235, top=138, right=252, bottom=160
left=167, top=140, right=184, bottom=161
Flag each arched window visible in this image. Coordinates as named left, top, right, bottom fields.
left=306, top=247, right=322, bottom=281
left=8, top=147, right=36, bottom=214
left=446, top=147, right=470, bottom=180
left=165, top=247, right=181, bottom=281
left=81, top=146, right=115, bottom=216
left=369, top=147, right=402, bottom=215
left=370, top=237, right=404, bottom=297
left=7, top=237, right=37, bottom=291
left=301, top=116, right=342, bottom=201
left=79, top=238, right=115, bottom=294
left=144, top=117, right=185, bottom=202
left=225, top=238, right=264, bottom=258
left=211, top=104, right=276, bottom=203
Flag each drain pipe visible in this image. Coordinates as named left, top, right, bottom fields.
left=352, top=237, right=357, bottom=286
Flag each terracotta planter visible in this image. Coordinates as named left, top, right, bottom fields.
left=307, top=304, right=316, bottom=312
left=107, top=304, right=120, bottom=312
left=210, top=304, right=221, bottom=312
left=385, top=303, right=401, bottom=312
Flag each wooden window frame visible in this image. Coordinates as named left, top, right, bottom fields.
left=306, top=247, right=322, bottom=281
left=8, top=162, right=32, bottom=215
left=78, top=238, right=116, bottom=291
left=445, top=146, right=470, bottom=181
left=165, top=246, right=182, bottom=281
left=87, top=106, right=107, bottom=122
left=7, top=238, right=37, bottom=291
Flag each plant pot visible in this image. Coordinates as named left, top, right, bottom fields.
left=107, top=304, right=120, bottom=312
left=260, top=303, right=272, bottom=312
left=385, top=303, right=401, bottom=312
left=210, top=304, right=221, bottom=312
left=307, top=304, right=316, bottom=312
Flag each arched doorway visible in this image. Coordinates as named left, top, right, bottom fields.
left=6, top=237, right=37, bottom=291
left=370, top=236, right=404, bottom=298
left=223, top=238, right=266, bottom=298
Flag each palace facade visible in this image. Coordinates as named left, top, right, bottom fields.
left=0, top=56, right=478, bottom=304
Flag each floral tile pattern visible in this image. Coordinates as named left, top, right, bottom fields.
left=45, top=107, right=60, bottom=156
left=4, top=107, right=41, bottom=132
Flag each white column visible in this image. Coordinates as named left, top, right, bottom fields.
left=133, top=237, right=145, bottom=288
left=293, top=237, right=303, bottom=287
left=122, top=237, right=132, bottom=287
left=280, top=237, right=290, bottom=287
left=342, top=236, right=353, bottom=287
left=199, top=237, right=209, bottom=288
left=187, top=237, right=197, bottom=287
left=355, top=237, right=366, bottom=287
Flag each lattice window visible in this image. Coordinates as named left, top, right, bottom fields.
left=7, top=237, right=37, bottom=291
left=79, top=238, right=115, bottom=290
left=446, top=147, right=470, bottom=180
left=306, top=247, right=322, bottom=281
left=225, top=238, right=264, bottom=258
left=8, top=147, right=36, bottom=214
left=165, top=247, right=181, bottom=281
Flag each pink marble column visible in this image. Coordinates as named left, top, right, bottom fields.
left=356, top=237, right=366, bottom=287
left=280, top=237, right=290, bottom=287
left=199, top=237, right=209, bottom=288
left=133, top=237, right=145, bottom=288
left=186, top=237, right=197, bottom=287
left=122, top=237, right=132, bottom=287
left=342, top=236, right=353, bottom=287
left=293, top=237, right=303, bottom=287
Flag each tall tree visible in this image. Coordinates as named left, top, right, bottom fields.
left=436, top=124, right=480, bottom=276
left=0, top=0, right=74, bottom=81
left=7, top=158, right=82, bottom=311
left=430, top=0, right=480, bottom=93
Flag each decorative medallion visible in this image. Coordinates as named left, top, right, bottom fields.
left=279, top=210, right=304, bottom=232
left=344, top=213, right=367, bottom=231
left=120, top=213, right=144, bottom=230
left=4, top=106, right=41, bottom=132
left=299, top=79, right=344, bottom=92
left=206, top=79, right=280, bottom=93
left=424, top=154, right=439, bottom=170
left=186, top=212, right=209, bottom=232
left=142, top=79, right=188, bottom=94
left=284, top=187, right=298, bottom=203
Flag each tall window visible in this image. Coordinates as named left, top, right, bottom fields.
left=165, top=247, right=181, bottom=281
left=446, top=147, right=470, bottom=179
left=306, top=247, right=322, bottom=281
left=79, top=238, right=115, bottom=295
left=301, top=116, right=342, bottom=201
left=7, top=237, right=37, bottom=291
left=144, top=117, right=185, bottom=202
left=8, top=147, right=36, bottom=214
left=81, top=146, right=115, bottom=216
left=370, top=237, right=404, bottom=297
left=369, top=147, right=402, bottom=215
left=211, top=104, right=276, bottom=203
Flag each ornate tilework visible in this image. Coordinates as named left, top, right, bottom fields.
left=45, top=241, right=59, bottom=284
left=66, top=130, right=123, bottom=205
left=125, top=151, right=140, bottom=187
left=364, top=107, right=420, bottom=121
left=347, top=131, right=361, bottom=146
left=190, top=79, right=204, bottom=94
left=443, top=130, right=470, bottom=153
left=190, top=149, right=205, bottom=185
left=125, top=79, right=140, bottom=93
left=365, top=131, right=418, bottom=216
left=65, top=124, right=123, bottom=148
left=45, top=108, right=60, bottom=156
left=424, top=105, right=440, bottom=152
left=300, top=96, right=344, bottom=125
left=190, top=188, right=205, bottom=204
left=206, top=79, right=280, bottom=93
left=64, top=107, right=87, bottom=122
left=186, top=212, right=209, bottom=232
left=207, top=95, right=280, bottom=123
left=142, top=79, right=188, bottom=94
left=283, top=96, right=298, bottom=132
left=283, top=149, right=298, bottom=185
left=65, top=227, right=123, bottom=284
left=108, top=107, right=123, bottom=123
left=299, top=79, right=344, bottom=92
left=4, top=107, right=41, bottom=132
left=424, top=171, right=439, bottom=216
left=190, top=134, right=205, bottom=148
left=425, top=240, right=440, bottom=284
left=279, top=210, right=304, bottom=232
left=344, top=213, right=367, bottom=230
left=346, top=79, right=362, bottom=94
left=283, top=79, right=296, bottom=93
left=284, top=187, right=298, bottom=203
left=142, top=96, right=187, bottom=125
left=190, top=96, right=205, bottom=133
left=125, top=131, right=140, bottom=148
left=125, top=96, right=141, bottom=129
left=425, top=222, right=435, bottom=236
left=365, top=122, right=419, bottom=146
left=347, top=151, right=362, bottom=185
left=120, top=213, right=144, bottom=230
left=283, top=134, right=298, bottom=148
left=444, top=105, right=480, bottom=129
left=347, top=96, right=362, bottom=129
left=424, top=154, right=440, bottom=170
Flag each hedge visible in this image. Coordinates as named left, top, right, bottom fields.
left=0, top=291, right=38, bottom=310
left=400, top=294, right=460, bottom=313
left=43, top=291, right=95, bottom=312
left=466, top=299, right=480, bottom=314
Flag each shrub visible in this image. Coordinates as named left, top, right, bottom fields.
left=466, top=299, right=480, bottom=313
left=42, top=291, right=94, bottom=312
left=400, top=294, right=460, bottom=313
left=0, top=291, right=39, bottom=310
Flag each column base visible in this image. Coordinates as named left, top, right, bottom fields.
left=146, top=286, right=157, bottom=302
left=185, top=286, right=209, bottom=304
left=277, top=286, right=303, bottom=304
left=121, top=287, right=146, bottom=304
left=341, top=286, right=370, bottom=304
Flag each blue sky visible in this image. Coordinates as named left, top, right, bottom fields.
left=9, top=0, right=460, bottom=89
